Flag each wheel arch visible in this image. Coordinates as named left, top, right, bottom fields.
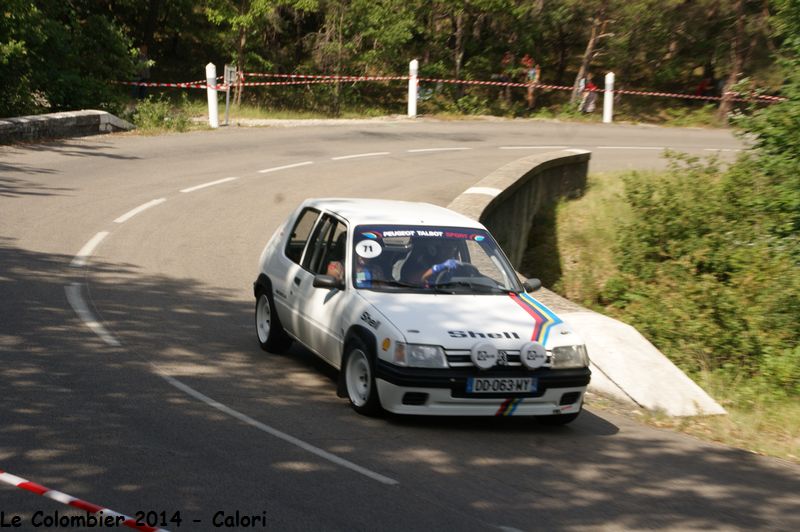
left=253, top=273, right=272, bottom=297
left=337, top=325, right=377, bottom=398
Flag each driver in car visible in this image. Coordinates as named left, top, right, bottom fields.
left=419, top=239, right=461, bottom=285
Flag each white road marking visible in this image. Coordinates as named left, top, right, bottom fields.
left=257, top=161, right=313, bottom=174
left=160, top=374, right=399, bottom=486
left=596, top=146, right=664, bottom=150
left=65, top=283, right=120, bottom=347
left=71, top=231, right=109, bottom=267
left=64, top=273, right=392, bottom=486
left=499, top=145, right=568, bottom=150
left=331, top=152, right=390, bottom=160
left=180, top=177, right=238, bottom=193
left=704, top=148, right=741, bottom=152
left=464, top=187, right=502, bottom=197
left=407, top=147, right=472, bottom=153
left=113, top=198, right=166, bottom=224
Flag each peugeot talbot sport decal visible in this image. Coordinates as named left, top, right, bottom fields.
left=508, top=292, right=563, bottom=345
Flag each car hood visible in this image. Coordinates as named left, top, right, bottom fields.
left=356, top=290, right=581, bottom=349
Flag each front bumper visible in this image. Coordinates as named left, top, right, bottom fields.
left=375, top=360, right=590, bottom=416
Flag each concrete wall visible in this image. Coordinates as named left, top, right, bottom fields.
left=0, top=110, right=133, bottom=144
left=448, top=149, right=726, bottom=417
left=448, top=149, right=589, bottom=267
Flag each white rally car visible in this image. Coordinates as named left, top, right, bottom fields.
left=254, top=199, right=591, bottom=424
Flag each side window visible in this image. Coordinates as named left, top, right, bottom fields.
left=302, top=215, right=347, bottom=275
left=284, top=208, right=319, bottom=264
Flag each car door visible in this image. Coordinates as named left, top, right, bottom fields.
left=290, top=213, right=349, bottom=364
left=272, top=207, right=320, bottom=337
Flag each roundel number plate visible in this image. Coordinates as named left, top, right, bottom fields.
left=470, top=342, right=498, bottom=370
left=520, top=341, right=548, bottom=369
left=355, top=239, right=382, bottom=259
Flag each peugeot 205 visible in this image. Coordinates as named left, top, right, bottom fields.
left=253, top=198, right=591, bottom=424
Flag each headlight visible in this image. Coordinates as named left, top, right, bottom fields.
left=551, top=345, right=589, bottom=369
left=393, top=342, right=448, bottom=368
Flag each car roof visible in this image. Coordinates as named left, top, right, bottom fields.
left=303, top=198, right=485, bottom=229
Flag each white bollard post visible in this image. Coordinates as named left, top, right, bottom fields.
left=206, top=62, right=219, bottom=129
left=603, top=71, right=615, bottom=124
left=408, top=59, right=418, bottom=118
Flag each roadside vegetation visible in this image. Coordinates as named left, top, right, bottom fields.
left=0, top=1, right=783, bottom=124
left=529, top=70, right=799, bottom=461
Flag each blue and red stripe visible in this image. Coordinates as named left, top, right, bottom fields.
left=508, top=292, right=562, bottom=345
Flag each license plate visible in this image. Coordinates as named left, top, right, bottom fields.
left=466, top=377, right=536, bottom=394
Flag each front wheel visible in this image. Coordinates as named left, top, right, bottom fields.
left=343, top=338, right=382, bottom=416
left=255, top=289, right=292, bottom=353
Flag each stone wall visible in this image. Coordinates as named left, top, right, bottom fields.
left=0, top=110, right=133, bottom=144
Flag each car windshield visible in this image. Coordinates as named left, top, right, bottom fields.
left=351, top=225, right=522, bottom=294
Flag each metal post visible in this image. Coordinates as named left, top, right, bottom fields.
left=408, top=59, right=418, bottom=118
left=223, top=64, right=236, bottom=126
left=603, top=71, right=615, bottom=124
left=206, top=62, right=219, bottom=129
left=225, top=85, right=230, bottom=126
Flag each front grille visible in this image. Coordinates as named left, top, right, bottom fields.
left=445, top=348, right=523, bottom=368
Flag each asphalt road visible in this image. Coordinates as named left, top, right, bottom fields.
left=1, top=119, right=798, bottom=531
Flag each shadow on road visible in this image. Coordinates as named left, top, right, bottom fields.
left=1, top=238, right=798, bottom=530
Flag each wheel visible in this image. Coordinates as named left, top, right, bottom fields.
left=343, top=337, right=382, bottom=416
left=537, top=410, right=581, bottom=426
left=254, top=288, right=292, bottom=353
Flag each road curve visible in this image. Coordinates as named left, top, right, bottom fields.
left=1, top=120, right=798, bottom=531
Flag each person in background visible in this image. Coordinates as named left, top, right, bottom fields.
left=579, top=74, right=597, bottom=113
left=521, top=54, right=540, bottom=110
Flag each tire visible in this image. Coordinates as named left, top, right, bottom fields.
left=343, top=337, right=382, bottom=416
left=537, top=410, right=581, bottom=426
left=254, top=288, right=292, bottom=353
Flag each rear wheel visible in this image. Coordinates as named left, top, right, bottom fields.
left=343, top=337, right=382, bottom=416
left=255, top=288, right=292, bottom=353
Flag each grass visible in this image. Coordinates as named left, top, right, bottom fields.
left=544, top=170, right=635, bottom=308
left=123, top=91, right=730, bottom=129
left=538, top=168, right=800, bottom=463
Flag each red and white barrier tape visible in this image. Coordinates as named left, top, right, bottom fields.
left=113, top=80, right=229, bottom=90
left=0, top=468, right=166, bottom=532
left=244, top=72, right=408, bottom=82
left=115, top=72, right=784, bottom=103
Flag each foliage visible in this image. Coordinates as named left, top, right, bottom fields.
left=1, top=1, right=787, bottom=118
left=131, top=95, right=191, bottom=132
left=0, top=1, right=134, bottom=117
left=600, top=149, right=798, bottom=398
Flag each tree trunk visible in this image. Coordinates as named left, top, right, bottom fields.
left=569, top=15, right=603, bottom=103
left=234, top=0, right=249, bottom=106
left=235, top=25, right=246, bottom=106
left=717, top=0, right=745, bottom=120
left=453, top=11, right=465, bottom=99
left=453, top=11, right=465, bottom=79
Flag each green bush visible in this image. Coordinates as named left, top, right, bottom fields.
left=132, top=95, right=190, bottom=132
left=603, top=149, right=799, bottom=399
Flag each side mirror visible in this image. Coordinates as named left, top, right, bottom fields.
left=523, top=278, right=542, bottom=292
left=313, top=274, right=344, bottom=290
